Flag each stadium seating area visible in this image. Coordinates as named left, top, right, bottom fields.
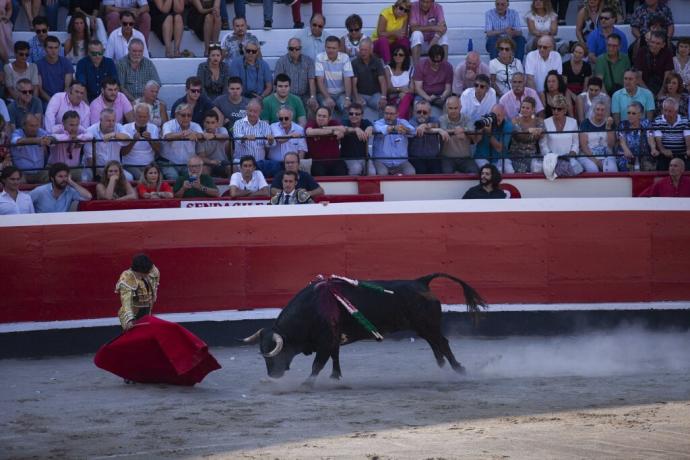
left=2, top=0, right=690, bottom=214
left=6, top=0, right=688, bottom=107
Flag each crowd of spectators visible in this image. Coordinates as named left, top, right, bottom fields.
left=1, top=0, right=689, bottom=214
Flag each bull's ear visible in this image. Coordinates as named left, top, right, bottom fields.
left=240, top=328, right=263, bottom=343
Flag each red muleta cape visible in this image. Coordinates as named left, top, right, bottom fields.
left=94, top=315, right=221, bottom=385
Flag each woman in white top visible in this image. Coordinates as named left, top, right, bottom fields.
left=525, top=0, right=558, bottom=51
left=340, top=14, right=368, bottom=59
left=578, top=97, right=617, bottom=172
left=0, top=167, right=35, bottom=215
left=384, top=44, right=414, bottom=119
left=538, top=94, right=583, bottom=175
left=489, top=37, right=524, bottom=98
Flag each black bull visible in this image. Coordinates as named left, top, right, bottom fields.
left=243, top=273, right=487, bottom=381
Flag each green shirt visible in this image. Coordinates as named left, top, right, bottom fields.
left=594, top=53, right=631, bottom=95
left=173, top=173, right=217, bottom=198
left=260, top=93, right=306, bottom=124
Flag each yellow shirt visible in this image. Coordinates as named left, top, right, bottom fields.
left=372, top=6, right=407, bottom=43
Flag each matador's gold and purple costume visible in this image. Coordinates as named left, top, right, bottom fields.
left=115, top=266, right=160, bottom=329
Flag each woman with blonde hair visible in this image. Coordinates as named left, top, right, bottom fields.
left=372, top=0, right=411, bottom=64
left=96, top=161, right=137, bottom=200
left=525, top=0, right=558, bottom=51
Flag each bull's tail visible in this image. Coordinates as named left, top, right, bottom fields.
left=418, top=273, right=488, bottom=318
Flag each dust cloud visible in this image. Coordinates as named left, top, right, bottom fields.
left=464, top=327, right=690, bottom=379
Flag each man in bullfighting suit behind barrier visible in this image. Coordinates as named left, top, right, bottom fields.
left=94, top=254, right=221, bottom=385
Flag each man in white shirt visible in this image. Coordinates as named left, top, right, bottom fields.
left=229, top=155, right=269, bottom=198
left=82, top=108, right=132, bottom=181
left=524, top=36, right=562, bottom=92
left=105, top=11, right=150, bottom=62
left=160, top=103, right=204, bottom=179
left=103, top=0, right=150, bottom=44
left=121, top=102, right=160, bottom=179
left=0, top=167, right=35, bottom=215
left=460, top=74, right=497, bottom=123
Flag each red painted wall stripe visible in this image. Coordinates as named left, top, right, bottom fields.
left=2, top=207, right=690, bottom=323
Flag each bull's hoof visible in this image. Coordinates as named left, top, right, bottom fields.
left=330, top=373, right=342, bottom=380
left=452, top=364, right=466, bottom=375
left=301, top=379, right=316, bottom=388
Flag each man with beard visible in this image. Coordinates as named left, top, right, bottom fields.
left=462, top=163, right=507, bottom=199
left=89, top=77, right=134, bottom=124
left=30, top=162, right=93, bottom=212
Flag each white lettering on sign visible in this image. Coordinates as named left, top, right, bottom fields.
left=180, top=200, right=270, bottom=208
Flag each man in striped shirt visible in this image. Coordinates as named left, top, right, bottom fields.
left=652, top=98, right=690, bottom=171
left=233, top=99, right=276, bottom=176
left=315, top=36, right=354, bottom=117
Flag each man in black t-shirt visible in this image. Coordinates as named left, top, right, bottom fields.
left=462, top=163, right=507, bottom=199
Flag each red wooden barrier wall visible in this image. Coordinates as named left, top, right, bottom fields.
left=2, top=206, right=689, bottom=323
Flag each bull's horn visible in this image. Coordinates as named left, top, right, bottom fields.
left=242, top=329, right=263, bottom=343
left=263, top=333, right=284, bottom=358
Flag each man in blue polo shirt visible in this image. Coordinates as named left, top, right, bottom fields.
left=30, top=163, right=93, bottom=213
left=76, top=40, right=119, bottom=102
left=587, top=7, right=628, bottom=63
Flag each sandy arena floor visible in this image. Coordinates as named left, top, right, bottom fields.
left=1, top=328, right=689, bottom=459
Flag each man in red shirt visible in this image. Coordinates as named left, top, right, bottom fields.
left=640, top=158, right=690, bottom=197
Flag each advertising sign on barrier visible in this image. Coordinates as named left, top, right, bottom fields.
left=180, top=200, right=270, bottom=208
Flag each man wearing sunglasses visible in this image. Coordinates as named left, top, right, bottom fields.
left=8, top=79, right=43, bottom=132
left=299, top=13, right=332, bottom=61
left=28, top=17, right=64, bottom=63
left=105, top=11, right=150, bottom=62
left=103, top=0, right=151, bottom=44
left=409, top=0, right=447, bottom=66
left=274, top=38, right=319, bottom=114
left=408, top=99, right=444, bottom=174
left=228, top=37, right=273, bottom=101
left=170, top=76, right=219, bottom=125
left=76, top=40, right=120, bottom=102
left=484, top=0, right=526, bottom=61
left=524, top=35, right=561, bottom=92
left=586, top=7, right=629, bottom=63
left=460, top=74, right=497, bottom=124
left=268, top=107, right=307, bottom=168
